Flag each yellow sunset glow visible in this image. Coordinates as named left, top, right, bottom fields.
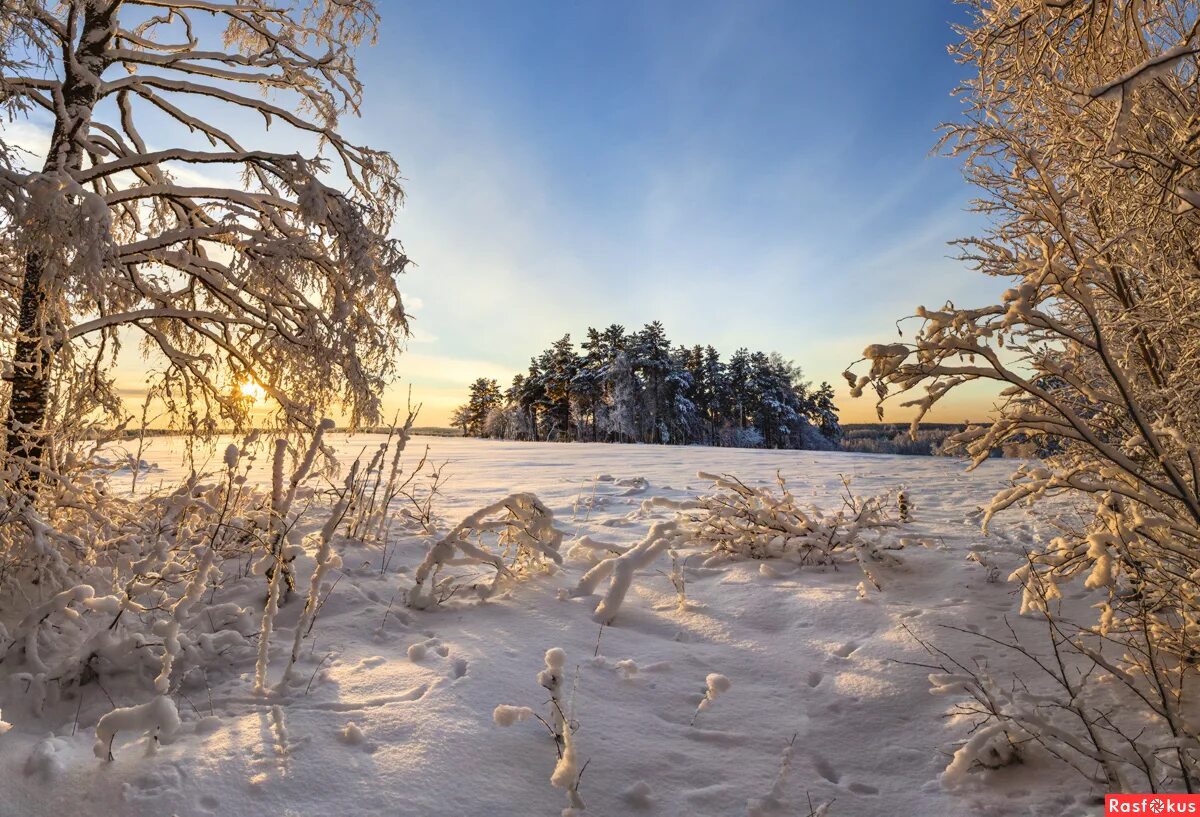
left=239, top=379, right=266, bottom=403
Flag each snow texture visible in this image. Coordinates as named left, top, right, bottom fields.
left=0, top=435, right=1098, bottom=816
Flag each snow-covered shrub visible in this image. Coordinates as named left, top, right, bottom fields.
left=566, top=535, right=627, bottom=565
left=2, top=439, right=263, bottom=706
left=265, top=419, right=337, bottom=596
left=0, top=414, right=435, bottom=759
left=276, top=462, right=359, bottom=691
left=342, top=403, right=433, bottom=542
left=908, top=614, right=1118, bottom=788
left=494, top=647, right=587, bottom=814
left=721, top=426, right=765, bottom=449
left=539, top=647, right=569, bottom=746
left=407, top=493, right=566, bottom=610
left=572, top=472, right=900, bottom=624
left=664, top=549, right=688, bottom=610
left=658, top=472, right=898, bottom=567
left=93, top=695, right=181, bottom=761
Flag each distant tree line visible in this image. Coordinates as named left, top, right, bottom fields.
left=452, top=322, right=840, bottom=449
left=837, top=424, right=1035, bottom=458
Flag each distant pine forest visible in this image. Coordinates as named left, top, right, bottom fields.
left=450, top=322, right=1029, bottom=457
left=453, top=321, right=841, bottom=450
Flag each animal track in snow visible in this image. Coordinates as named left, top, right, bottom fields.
left=685, top=729, right=749, bottom=747
left=806, top=671, right=823, bottom=688
left=122, top=762, right=186, bottom=801
left=812, top=754, right=841, bottom=784
left=450, top=657, right=469, bottom=679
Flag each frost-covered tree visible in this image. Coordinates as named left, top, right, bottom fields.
left=572, top=328, right=607, bottom=441
left=459, top=323, right=839, bottom=449
left=726, top=348, right=752, bottom=431
left=452, top=377, right=501, bottom=437
left=516, top=360, right=547, bottom=441
left=602, top=348, right=638, bottom=443
left=809, top=381, right=841, bottom=442
left=541, top=334, right=578, bottom=441
left=850, top=0, right=1200, bottom=790
left=0, top=1, right=409, bottom=477
left=503, top=374, right=536, bottom=441
left=665, top=344, right=699, bottom=444
left=631, top=321, right=672, bottom=441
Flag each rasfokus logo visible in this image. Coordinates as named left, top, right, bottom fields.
left=1107, top=795, right=1200, bottom=814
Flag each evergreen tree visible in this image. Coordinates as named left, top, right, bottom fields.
left=608, top=350, right=641, bottom=443
left=541, top=335, right=579, bottom=441
left=702, top=345, right=728, bottom=443
left=726, top=348, right=752, bottom=431
left=808, top=382, right=842, bottom=441
left=574, top=329, right=607, bottom=441
left=517, top=360, right=546, bottom=441
left=453, top=377, right=502, bottom=437
left=666, top=346, right=700, bottom=444
left=457, top=322, right=839, bottom=450
left=631, top=322, right=672, bottom=443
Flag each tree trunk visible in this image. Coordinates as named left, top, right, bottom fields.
left=3, top=1, right=119, bottom=482
left=5, top=252, right=52, bottom=469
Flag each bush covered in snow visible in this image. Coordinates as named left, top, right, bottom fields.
left=573, top=471, right=901, bottom=624
left=406, top=493, right=566, bottom=610
left=0, top=414, right=441, bottom=759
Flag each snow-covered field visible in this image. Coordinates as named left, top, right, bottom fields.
left=1, top=436, right=1096, bottom=817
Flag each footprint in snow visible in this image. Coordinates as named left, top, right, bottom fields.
left=122, top=762, right=186, bottom=801
left=812, top=754, right=841, bottom=784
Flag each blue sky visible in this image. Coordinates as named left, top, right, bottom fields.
left=8, top=1, right=1004, bottom=427
left=345, top=1, right=1004, bottom=425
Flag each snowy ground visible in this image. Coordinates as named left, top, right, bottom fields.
left=1, top=436, right=1101, bottom=817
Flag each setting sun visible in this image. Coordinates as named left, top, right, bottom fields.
left=239, top=379, right=266, bottom=403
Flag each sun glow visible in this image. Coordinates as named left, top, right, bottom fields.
left=239, top=379, right=267, bottom=403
